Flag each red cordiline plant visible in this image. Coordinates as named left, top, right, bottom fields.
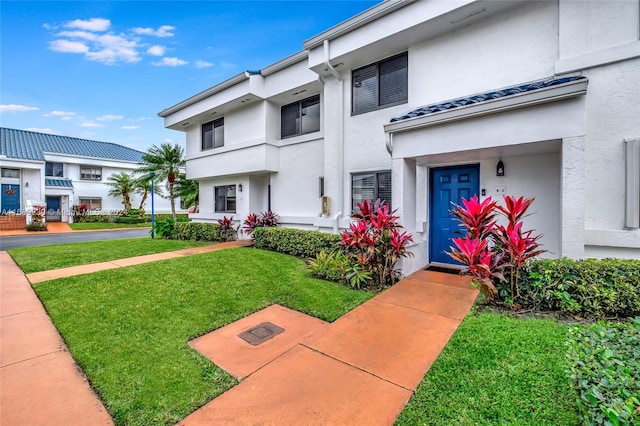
left=242, top=211, right=280, bottom=238
left=340, top=199, right=413, bottom=289
left=217, top=216, right=237, bottom=242
left=447, top=195, right=545, bottom=303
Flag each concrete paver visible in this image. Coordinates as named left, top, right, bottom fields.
left=308, top=298, right=462, bottom=391
left=190, top=304, right=329, bottom=379
left=179, top=345, right=413, bottom=426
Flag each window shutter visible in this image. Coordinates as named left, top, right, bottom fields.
left=281, top=102, right=299, bottom=138
left=352, top=64, right=378, bottom=114
left=377, top=171, right=393, bottom=208
left=379, top=53, right=408, bottom=107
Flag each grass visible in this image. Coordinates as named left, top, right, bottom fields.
left=396, top=309, right=579, bottom=425
left=69, top=222, right=151, bottom=230
left=8, top=238, right=209, bottom=273
left=33, top=248, right=373, bottom=425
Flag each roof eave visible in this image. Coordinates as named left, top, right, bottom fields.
left=384, top=79, right=589, bottom=134
left=302, top=0, right=415, bottom=49
left=158, top=72, right=249, bottom=118
left=261, top=50, right=309, bottom=76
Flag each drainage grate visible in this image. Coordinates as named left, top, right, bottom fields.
left=238, top=322, right=284, bottom=346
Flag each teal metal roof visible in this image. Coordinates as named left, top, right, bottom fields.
left=0, top=127, right=144, bottom=162
left=45, top=178, right=74, bottom=188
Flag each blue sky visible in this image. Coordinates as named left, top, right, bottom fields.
left=0, top=1, right=378, bottom=152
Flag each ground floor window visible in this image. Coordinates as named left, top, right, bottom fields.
left=215, top=185, right=236, bottom=212
left=79, top=197, right=102, bottom=211
left=1, top=168, right=20, bottom=178
left=351, top=170, right=392, bottom=213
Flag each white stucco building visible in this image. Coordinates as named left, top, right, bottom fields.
left=159, top=0, right=640, bottom=272
left=0, top=128, right=182, bottom=223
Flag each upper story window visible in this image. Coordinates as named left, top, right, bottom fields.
left=1, top=168, right=20, bottom=178
left=45, top=162, right=63, bottom=177
left=281, top=95, right=320, bottom=138
left=351, top=170, right=392, bottom=213
left=202, top=118, right=224, bottom=150
left=352, top=52, right=408, bottom=115
left=215, top=185, right=236, bottom=213
left=80, top=166, right=102, bottom=181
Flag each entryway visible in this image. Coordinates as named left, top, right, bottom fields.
left=45, top=196, right=61, bottom=222
left=429, top=164, right=479, bottom=264
left=1, top=184, right=21, bottom=213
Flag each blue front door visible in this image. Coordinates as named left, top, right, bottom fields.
left=429, top=164, right=480, bottom=264
left=1, top=184, right=21, bottom=213
left=46, top=196, right=61, bottom=222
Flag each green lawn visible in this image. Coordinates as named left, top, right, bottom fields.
left=33, top=248, right=373, bottom=425
left=396, top=310, right=579, bottom=425
left=8, top=238, right=209, bottom=273
left=69, top=222, right=151, bottom=230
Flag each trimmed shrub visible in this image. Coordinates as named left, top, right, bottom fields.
left=78, top=214, right=113, bottom=223
left=173, top=222, right=232, bottom=242
left=519, top=258, right=640, bottom=318
left=152, top=218, right=176, bottom=239
left=26, top=223, right=47, bottom=232
left=114, top=216, right=147, bottom=224
left=253, top=227, right=340, bottom=258
left=567, top=318, right=640, bottom=425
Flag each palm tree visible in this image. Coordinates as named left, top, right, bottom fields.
left=138, top=143, right=185, bottom=220
left=176, top=174, right=199, bottom=213
left=106, top=172, right=135, bottom=215
left=133, top=174, right=163, bottom=211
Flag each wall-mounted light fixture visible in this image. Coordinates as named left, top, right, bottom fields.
left=25, top=182, right=29, bottom=188
left=496, top=158, right=505, bottom=177
left=238, top=183, right=243, bottom=192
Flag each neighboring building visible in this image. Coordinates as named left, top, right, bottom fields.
left=159, top=0, right=640, bottom=272
left=0, top=128, right=181, bottom=222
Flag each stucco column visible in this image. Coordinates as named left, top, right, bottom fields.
left=392, top=158, right=416, bottom=232
left=561, top=135, right=586, bottom=258
left=321, top=76, right=345, bottom=220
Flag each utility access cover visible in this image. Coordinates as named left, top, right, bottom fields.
left=238, top=322, right=284, bottom=346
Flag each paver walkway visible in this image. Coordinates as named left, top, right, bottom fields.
left=180, top=270, right=477, bottom=425
left=1, top=239, right=477, bottom=425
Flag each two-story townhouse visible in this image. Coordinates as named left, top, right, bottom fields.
left=159, top=0, right=640, bottom=274
left=0, top=128, right=180, bottom=222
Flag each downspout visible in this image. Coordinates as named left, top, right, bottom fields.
left=323, top=39, right=344, bottom=229
left=385, top=132, right=393, bottom=155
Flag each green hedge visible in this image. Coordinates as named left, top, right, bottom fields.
left=567, top=318, right=640, bottom=426
left=114, top=216, right=147, bottom=224
left=519, top=258, right=640, bottom=318
left=253, top=227, right=340, bottom=258
left=77, top=213, right=188, bottom=224
left=173, top=222, right=234, bottom=242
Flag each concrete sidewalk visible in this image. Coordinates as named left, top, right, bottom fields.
left=0, top=251, right=113, bottom=425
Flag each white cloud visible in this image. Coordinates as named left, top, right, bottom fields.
left=120, top=125, right=138, bottom=130
left=131, top=116, right=152, bottom=121
left=195, top=60, right=214, bottom=69
left=219, top=61, right=236, bottom=69
left=25, top=128, right=61, bottom=135
left=66, top=18, right=111, bottom=32
left=44, top=110, right=77, bottom=119
left=49, top=39, right=90, bottom=54
left=80, top=121, right=105, bottom=128
left=131, top=25, right=175, bottom=37
left=96, top=114, right=123, bottom=121
left=49, top=22, right=140, bottom=64
left=147, top=45, right=165, bottom=56
left=0, top=104, right=40, bottom=113
left=153, top=57, right=188, bottom=67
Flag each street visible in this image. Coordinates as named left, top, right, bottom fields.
left=0, top=228, right=151, bottom=250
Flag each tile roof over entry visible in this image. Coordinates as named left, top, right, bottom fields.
left=45, top=178, right=74, bottom=188
left=0, top=127, right=144, bottom=162
left=390, top=76, right=587, bottom=123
